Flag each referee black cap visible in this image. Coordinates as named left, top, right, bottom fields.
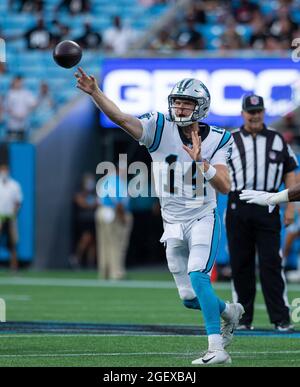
left=242, top=94, right=264, bottom=112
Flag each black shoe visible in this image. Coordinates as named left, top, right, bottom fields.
left=274, top=322, right=294, bottom=332
left=236, top=324, right=254, bottom=330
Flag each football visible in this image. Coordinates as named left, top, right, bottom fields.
left=53, top=40, right=82, bottom=69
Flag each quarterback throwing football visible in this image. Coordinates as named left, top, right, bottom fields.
left=75, top=68, right=244, bottom=365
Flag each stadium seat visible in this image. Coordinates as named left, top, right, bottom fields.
left=0, top=75, right=13, bottom=94
left=236, top=25, right=253, bottom=44
left=291, top=9, right=300, bottom=24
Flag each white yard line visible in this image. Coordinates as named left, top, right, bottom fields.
left=0, top=332, right=299, bottom=339
left=0, top=277, right=176, bottom=289
left=0, top=295, right=31, bottom=301
left=0, top=277, right=299, bottom=291
left=0, top=350, right=300, bottom=359
left=0, top=334, right=198, bottom=338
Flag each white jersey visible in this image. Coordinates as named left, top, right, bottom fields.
left=0, top=177, right=23, bottom=217
left=138, top=112, right=233, bottom=223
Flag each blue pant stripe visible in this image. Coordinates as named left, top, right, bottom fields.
left=204, top=209, right=220, bottom=274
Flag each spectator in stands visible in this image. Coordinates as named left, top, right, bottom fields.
left=139, top=0, right=172, bottom=4
left=232, top=0, right=261, bottom=24
left=263, top=35, right=283, bottom=51
left=187, top=1, right=207, bottom=24
left=71, top=173, right=97, bottom=269
left=139, top=0, right=162, bottom=5
left=76, top=23, right=102, bottom=50
left=38, top=82, right=55, bottom=111
left=4, top=76, right=37, bottom=142
left=249, top=11, right=269, bottom=49
left=268, top=5, right=298, bottom=49
left=0, top=163, right=23, bottom=271
left=174, top=16, right=204, bottom=51
left=31, top=82, right=56, bottom=128
left=102, top=16, right=138, bottom=55
left=204, top=0, right=231, bottom=25
left=9, top=0, right=44, bottom=13
left=149, top=29, right=176, bottom=53
left=51, top=20, right=72, bottom=47
left=220, top=22, right=244, bottom=50
left=54, top=26, right=71, bottom=47
left=55, top=0, right=90, bottom=15
left=24, top=18, right=53, bottom=50
left=95, top=162, right=133, bottom=280
left=293, top=26, right=300, bottom=44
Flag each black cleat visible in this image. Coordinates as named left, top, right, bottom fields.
left=274, top=322, right=294, bottom=332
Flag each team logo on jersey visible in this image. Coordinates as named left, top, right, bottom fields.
left=269, top=151, right=276, bottom=160
left=138, top=112, right=153, bottom=120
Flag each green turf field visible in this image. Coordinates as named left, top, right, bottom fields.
left=0, top=269, right=299, bottom=367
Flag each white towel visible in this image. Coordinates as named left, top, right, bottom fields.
left=160, top=222, right=183, bottom=242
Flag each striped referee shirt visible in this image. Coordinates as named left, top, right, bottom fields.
left=228, top=125, right=298, bottom=193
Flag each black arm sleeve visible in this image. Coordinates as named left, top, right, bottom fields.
left=283, top=143, right=298, bottom=175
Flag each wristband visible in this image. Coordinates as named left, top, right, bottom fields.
left=269, top=189, right=289, bottom=205
left=195, top=162, right=217, bottom=181
left=204, top=165, right=217, bottom=181
left=199, top=163, right=217, bottom=181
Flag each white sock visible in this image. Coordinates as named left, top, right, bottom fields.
left=208, top=334, right=223, bottom=351
left=221, top=303, right=231, bottom=321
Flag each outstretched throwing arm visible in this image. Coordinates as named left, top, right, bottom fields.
left=75, top=67, right=143, bottom=141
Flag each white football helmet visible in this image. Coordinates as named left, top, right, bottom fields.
left=168, top=78, right=211, bottom=127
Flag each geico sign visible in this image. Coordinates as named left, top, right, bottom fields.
left=103, top=69, right=299, bottom=116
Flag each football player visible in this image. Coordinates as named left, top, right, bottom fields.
left=75, top=68, right=244, bottom=365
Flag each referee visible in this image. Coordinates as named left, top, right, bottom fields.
left=226, top=94, right=298, bottom=331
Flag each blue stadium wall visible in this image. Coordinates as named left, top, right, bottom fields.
left=34, top=96, right=100, bottom=269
